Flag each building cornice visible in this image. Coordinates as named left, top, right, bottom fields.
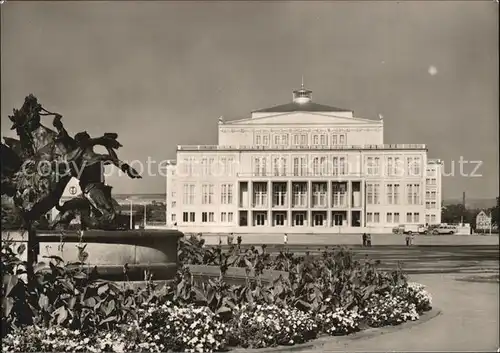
left=177, top=144, right=427, bottom=152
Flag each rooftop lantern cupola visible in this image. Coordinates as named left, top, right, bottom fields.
left=292, top=78, right=312, bottom=104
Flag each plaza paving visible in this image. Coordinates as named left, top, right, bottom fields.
left=204, top=234, right=499, bottom=274
left=201, top=233, right=499, bottom=246
left=301, top=273, right=499, bottom=352
left=210, top=234, right=498, bottom=352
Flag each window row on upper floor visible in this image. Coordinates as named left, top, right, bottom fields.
left=255, top=132, right=347, bottom=147
left=174, top=154, right=436, bottom=178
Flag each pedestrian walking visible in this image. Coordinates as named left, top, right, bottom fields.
left=227, top=233, right=234, bottom=245
left=405, top=234, right=410, bottom=246
left=284, top=233, right=288, bottom=246
left=362, top=233, right=367, bottom=247
left=410, top=233, right=415, bottom=246
left=367, top=233, right=372, bottom=247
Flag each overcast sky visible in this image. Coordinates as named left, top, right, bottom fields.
left=1, top=1, right=498, bottom=199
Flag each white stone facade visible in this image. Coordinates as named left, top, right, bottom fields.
left=166, top=86, right=442, bottom=234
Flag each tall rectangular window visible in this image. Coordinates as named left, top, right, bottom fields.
left=292, top=156, right=307, bottom=176
left=253, top=183, right=268, bottom=207
left=367, top=183, right=374, bottom=205
left=183, top=184, right=196, bottom=205
left=208, top=185, right=214, bottom=204
left=373, top=184, right=380, bottom=204
left=293, top=157, right=300, bottom=176
left=273, top=157, right=287, bottom=176
left=386, top=184, right=394, bottom=204
left=220, top=157, right=226, bottom=176
left=386, top=157, right=394, bottom=176
left=407, top=157, right=421, bottom=176
left=220, top=184, right=233, bottom=204
left=183, top=184, right=189, bottom=204
left=201, top=158, right=208, bottom=176
left=254, top=157, right=267, bottom=176
left=407, top=183, right=421, bottom=205
left=320, top=156, right=328, bottom=175
left=394, top=184, right=400, bottom=204
left=273, top=183, right=287, bottom=207
left=366, top=183, right=380, bottom=205
left=292, top=183, right=307, bottom=207
left=312, top=157, right=321, bottom=176
left=202, top=184, right=209, bottom=204
left=227, top=157, right=234, bottom=176
left=394, top=212, right=400, bottom=223
left=312, top=183, right=327, bottom=207
left=406, top=184, right=413, bottom=204
left=332, top=183, right=346, bottom=207
left=228, top=184, right=233, bottom=204
left=333, top=157, right=346, bottom=176
left=366, top=157, right=380, bottom=176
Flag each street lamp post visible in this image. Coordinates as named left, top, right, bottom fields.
left=126, top=199, right=133, bottom=230
left=144, top=204, right=147, bottom=228
left=489, top=212, right=492, bottom=235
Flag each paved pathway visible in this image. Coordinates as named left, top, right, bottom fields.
left=301, top=273, right=499, bottom=352
left=201, top=233, right=499, bottom=246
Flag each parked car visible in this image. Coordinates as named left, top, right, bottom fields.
left=394, top=224, right=425, bottom=235
left=417, top=224, right=428, bottom=234
left=432, top=225, right=457, bottom=235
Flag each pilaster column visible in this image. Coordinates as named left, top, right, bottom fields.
left=268, top=180, right=272, bottom=226
left=288, top=180, right=292, bottom=227
left=248, top=182, right=253, bottom=227
left=327, top=181, right=332, bottom=227
left=361, top=180, right=365, bottom=227
left=307, top=180, right=312, bottom=227
left=248, top=181, right=252, bottom=209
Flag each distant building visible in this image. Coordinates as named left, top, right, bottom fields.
left=165, top=85, right=443, bottom=234
left=476, top=210, right=492, bottom=231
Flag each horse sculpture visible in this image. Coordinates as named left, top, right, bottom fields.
left=1, top=94, right=141, bottom=230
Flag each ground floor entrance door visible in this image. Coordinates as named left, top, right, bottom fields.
left=313, top=213, right=324, bottom=226
left=333, top=213, right=343, bottom=226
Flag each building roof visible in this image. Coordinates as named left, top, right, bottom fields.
left=253, top=101, right=352, bottom=113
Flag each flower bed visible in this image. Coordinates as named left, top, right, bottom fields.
left=2, top=235, right=434, bottom=352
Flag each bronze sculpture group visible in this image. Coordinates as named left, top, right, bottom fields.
left=1, top=94, right=142, bottom=230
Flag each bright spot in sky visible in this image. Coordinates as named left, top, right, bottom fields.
left=428, top=65, right=438, bottom=76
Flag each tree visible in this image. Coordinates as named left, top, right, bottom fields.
left=441, top=203, right=478, bottom=227
left=1, top=203, right=23, bottom=230
left=441, top=204, right=466, bottom=224
left=487, top=196, right=499, bottom=227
